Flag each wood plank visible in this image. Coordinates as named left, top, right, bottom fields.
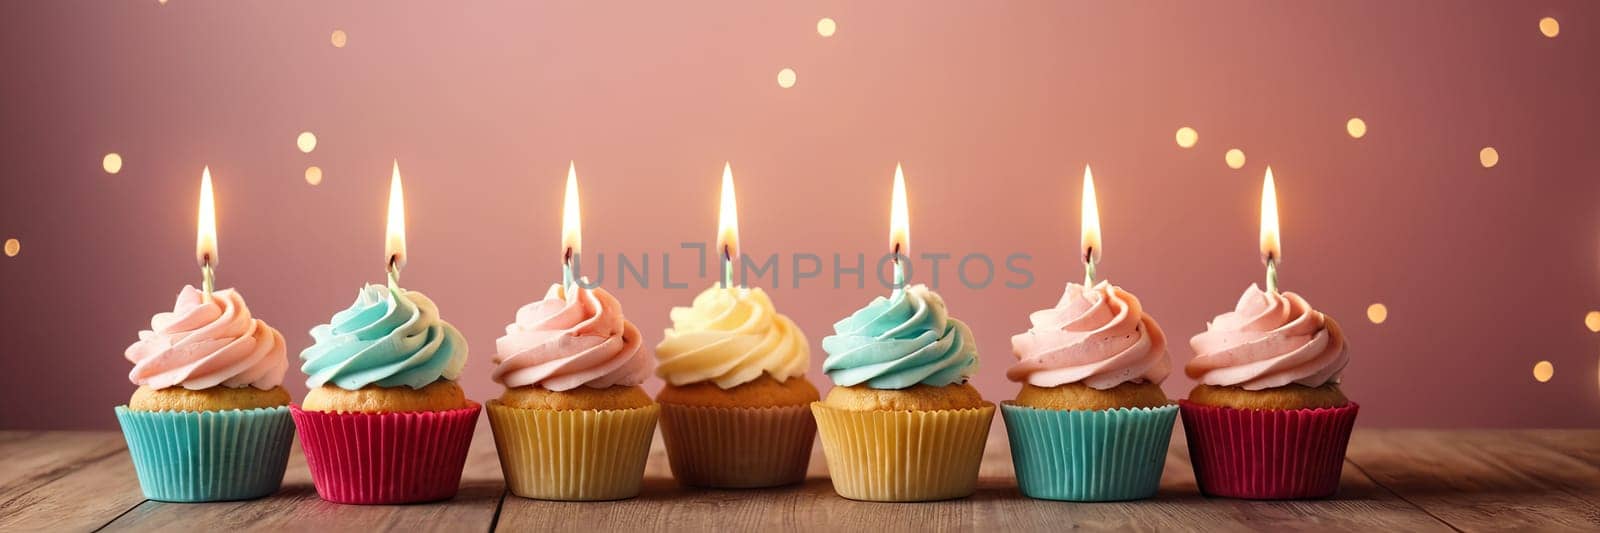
left=1347, top=429, right=1600, bottom=531
left=0, top=431, right=146, bottom=532
left=100, top=420, right=505, bottom=533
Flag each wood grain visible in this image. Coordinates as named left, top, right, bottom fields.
left=0, top=431, right=145, bottom=531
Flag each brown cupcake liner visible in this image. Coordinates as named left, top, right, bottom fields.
left=657, top=402, right=817, bottom=488
left=811, top=402, right=995, bottom=502
left=486, top=400, right=660, bottom=501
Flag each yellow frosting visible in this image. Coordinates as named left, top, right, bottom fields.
left=655, top=286, right=809, bottom=388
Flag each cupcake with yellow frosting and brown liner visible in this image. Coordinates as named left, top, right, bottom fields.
left=1181, top=284, right=1355, bottom=499
left=116, top=285, right=297, bottom=502
left=487, top=282, right=658, bottom=501
left=293, top=284, right=479, bottom=505
left=655, top=285, right=818, bottom=488
left=814, top=284, right=993, bottom=502
left=1003, top=281, right=1177, bottom=501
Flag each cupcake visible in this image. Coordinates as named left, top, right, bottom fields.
left=813, top=284, right=993, bottom=502
left=1002, top=281, right=1177, bottom=501
left=487, top=283, right=658, bottom=501
left=293, top=284, right=479, bottom=504
left=654, top=286, right=818, bottom=488
left=116, top=285, right=296, bottom=502
left=1181, top=284, right=1355, bottom=499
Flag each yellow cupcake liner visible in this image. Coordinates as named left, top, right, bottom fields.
left=486, top=400, right=660, bottom=501
left=811, top=401, right=995, bottom=502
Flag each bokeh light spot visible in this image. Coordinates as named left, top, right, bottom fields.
left=777, top=68, right=797, bottom=88
left=1225, top=148, right=1246, bottom=169
left=1540, top=17, right=1560, bottom=38
left=1347, top=118, right=1367, bottom=139
left=1175, top=127, right=1198, bottom=148
left=331, top=30, right=348, bottom=48
left=1533, top=360, right=1554, bottom=382
left=102, top=153, right=123, bottom=174
left=305, top=166, right=323, bottom=186
left=817, top=18, right=836, bottom=37
left=1584, top=311, right=1600, bottom=332
left=297, top=131, right=318, bottom=153
left=1479, top=147, right=1499, bottom=168
left=1367, top=303, right=1388, bottom=324
left=3, top=238, right=18, bottom=257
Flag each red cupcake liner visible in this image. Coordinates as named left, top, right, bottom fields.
left=290, top=402, right=482, bottom=504
left=1179, top=400, right=1359, bottom=500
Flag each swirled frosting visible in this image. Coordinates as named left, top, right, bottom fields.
left=1007, top=281, right=1170, bottom=389
left=656, top=286, right=809, bottom=388
left=301, top=284, right=468, bottom=390
left=125, top=285, right=288, bottom=390
left=1186, top=284, right=1348, bottom=390
left=494, top=284, right=651, bottom=391
left=821, top=284, right=978, bottom=389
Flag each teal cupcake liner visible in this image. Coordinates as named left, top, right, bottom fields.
left=114, top=405, right=296, bottom=502
left=1001, top=403, right=1178, bottom=502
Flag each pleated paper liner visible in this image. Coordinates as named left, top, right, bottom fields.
left=1000, top=403, right=1177, bottom=502
left=658, top=402, right=816, bottom=488
left=811, top=402, right=995, bottom=502
left=487, top=400, right=659, bottom=501
left=1179, top=400, right=1359, bottom=500
left=114, top=405, right=295, bottom=503
left=290, top=402, right=482, bottom=505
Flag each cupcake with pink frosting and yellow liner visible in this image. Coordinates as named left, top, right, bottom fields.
left=1181, top=284, right=1355, bottom=499
left=487, top=283, right=658, bottom=501
left=116, top=285, right=296, bottom=502
left=654, top=286, right=818, bottom=488
left=1003, top=281, right=1177, bottom=501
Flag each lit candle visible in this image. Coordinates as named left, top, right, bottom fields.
left=1080, top=165, right=1101, bottom=286
left=717, top=162, right=739, bottom=288
left=385, top=160, right=407, bottom=289
left=561, top=161, right=581, bottom=291
left=1260, top=166, right=1281, bottom=294
left=889, top=163, right=909, bottom=292
left=195, top=167, right=218, bottom=303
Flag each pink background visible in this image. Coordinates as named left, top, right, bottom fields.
left=2, top=1, right=1597, bottom=429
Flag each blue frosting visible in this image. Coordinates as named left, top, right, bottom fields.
left=820, top=284, right=979, bottom=389
left=301, top=285, right=468, bottom=390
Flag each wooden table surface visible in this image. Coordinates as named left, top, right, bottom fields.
left=1, top=424, right=1597, bottom=532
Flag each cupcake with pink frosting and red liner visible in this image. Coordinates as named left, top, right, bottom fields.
left=1181, top=284, right=1355, bottom=499
left=116, top=285, right=297, bottom=502
left=1003, top=281, right=1177, bottom=501
left=486, top=282, right=659, bottom=501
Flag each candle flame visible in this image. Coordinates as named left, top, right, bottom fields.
left=1080, top=165, right=1101, bottom=265
left=890, top=163, right=909, bottom=259
left=717, top=162, right=739, bottom=262
left=196, top=167, right=217, bottom=268
left=562, top=161, right=581, bottom=262
left=386, top=160, right=407, bottom=272
left=1260, top=166, right=1280, bottom=264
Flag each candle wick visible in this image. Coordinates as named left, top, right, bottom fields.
left=1083, top=246, right=1097, bottom=286
left=721, top=244, right=735, bottom=289
left=1265, top=256, right=1279, bottom=295
left=562, top=248, right=576, bottom=295
left=386, top=255, right=401, bottom=290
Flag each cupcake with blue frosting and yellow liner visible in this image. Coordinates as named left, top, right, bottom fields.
left=813, top=284, right=994, bottom=502
left=293, top=284, right=479, bottom=504
left=1004, top=281, right=1177, bottom=502
left=117, top=285, right=296, bottom=502
left=655, top=286, right=818, bottom=488
left=488, top=282, right=658, bottom=501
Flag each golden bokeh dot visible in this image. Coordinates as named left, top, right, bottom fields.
left=817, top=17, right=837, bottom=37
left=1533, top=360, right=1554, bottom=382
left=1366, top=303, right=1388, bottom=324
left=1224, top=148, right=1246, bottom=169
left=1346, top=117, right=1367, bottom=139
left=297, top=131, right=318, bottom=153
left=1540, top=17, right=1560, bottom=38
left=1175, top=127, right=1198, bottom=148
left=305, top=166, right=323, bottom=186
left=331, top=30, right=348, bottom=48
left=3, top=238, right=18, bottom=257
left=777, top=68, right=797, bottom=89
left=1479, top=146, right=1499, bottom=168
left=1585, top=311, right=1600, bottom=332
left=102, top=153, right=123, bottom=174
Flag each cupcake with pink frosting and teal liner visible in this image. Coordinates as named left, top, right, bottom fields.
left=486, top=282, right=659, bottom=501
left=116, top=285, right=296, bottom=502
left=1181, top=284, right=1355, bottom=499
left=1003, top=281, right=1177, bottom=501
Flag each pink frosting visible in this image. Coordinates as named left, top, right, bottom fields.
left=492, top=284, right=652, bottom=391
left=1186, top=284, right=1349, bottom=390
left=126, top=285, right=288, bottom=390
left=1008, top=281, right=1171, bottom=389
